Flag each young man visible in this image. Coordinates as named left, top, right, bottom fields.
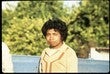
left=39, top=18, right=78, bottom=73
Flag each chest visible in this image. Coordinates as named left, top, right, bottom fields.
left=42, top=48, right=68, bottom=63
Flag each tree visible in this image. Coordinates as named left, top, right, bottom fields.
left=14, top=1, right=67, bottom=20
left=2, top=0, right=109, bottom=58
left=2, top=1, right=68, bottom=55
left=66, top=0, right=109, bottom=58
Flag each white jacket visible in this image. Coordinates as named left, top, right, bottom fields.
left=2, top=42, right=14, bottom=73
left=39, top=42, right=78, bottom=73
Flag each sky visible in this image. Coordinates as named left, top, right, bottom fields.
left=63, top=1, right=80, bottom=8
left=2, top=1, right=19, bottom=10
left=2, top=1, right=80, bottom=10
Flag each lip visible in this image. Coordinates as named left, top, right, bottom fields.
left=49, top=41, right=54, bottom=43
left=48, top=41, right=55, bottom=44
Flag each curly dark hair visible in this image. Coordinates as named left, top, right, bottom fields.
left=41, top=18, right=68, bottom=41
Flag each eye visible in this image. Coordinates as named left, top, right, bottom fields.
left=53, top=33, right=58, bottom=36
left=46, top=33, right=50, bottom=36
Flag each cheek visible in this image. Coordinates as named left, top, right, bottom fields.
left=54, top=36, right=62, bottom=42
left=57, top=36, right=62, bottom=41
left=45, top=36, right=49, bottom=40
left=58, top=35, right=62, bottom=40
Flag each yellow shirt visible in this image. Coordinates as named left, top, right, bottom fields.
left=39, top=42, right=78, bottom=73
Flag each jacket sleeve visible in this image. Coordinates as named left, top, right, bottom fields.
left=2, top=42, right=14, bottom=73
left=66, top=48, right=78, bottom=73
left=38, top=49, right=46, bottom=73
left=38, top=57, right=41, bottom=73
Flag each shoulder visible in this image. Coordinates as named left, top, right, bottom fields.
left=2, top=42, right=7, bottom=48
left=2, top=42, right=10, bottom=52
left=40, top=48, right=49, bottom=56
left=65, top=44, right=76, bottom=55
left=42, top=48, right=49, bottom=53
left=65, top=45, right=78, bottom=60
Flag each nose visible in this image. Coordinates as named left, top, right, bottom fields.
left=49, top=34, right=54, bottom=40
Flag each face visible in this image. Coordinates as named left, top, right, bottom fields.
left=46, top=29, right=63, bottom=49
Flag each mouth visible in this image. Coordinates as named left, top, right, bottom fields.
left=48, top=41, right=55, bottom=45
left=49, top=41, right=54, bottom=44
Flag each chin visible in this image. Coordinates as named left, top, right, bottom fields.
left=50, top=45, right=55, bottom=47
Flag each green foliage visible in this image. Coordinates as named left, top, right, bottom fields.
left=2, top=0, right=109, bottom=58
left=14, top=1, right=66, bottom=19
left=66, top=0, right=109, bottom=58
left=2, top=17, right=47, bottom=55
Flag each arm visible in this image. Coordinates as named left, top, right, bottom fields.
left=66, top=48, right=78, bottom=73
left=38, top=57, right=41, bottom=73
left=2, top=42, right=14, bottom=73
left=38, top=49, right=46, bottom=73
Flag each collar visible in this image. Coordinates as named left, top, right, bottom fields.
left=45, top=42, right=68, bottom=55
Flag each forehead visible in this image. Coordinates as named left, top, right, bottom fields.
left=47, top=28, right=59, bottom=33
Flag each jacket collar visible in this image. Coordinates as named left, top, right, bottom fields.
left=45, top=42, right=68, bottom=56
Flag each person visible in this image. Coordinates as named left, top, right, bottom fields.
left=38, top=18, right=78, bottom=73
left=2, top=42, right=14, bottom=73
